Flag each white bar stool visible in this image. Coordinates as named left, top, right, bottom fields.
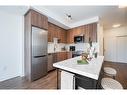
left=101, top=78, right=123, bottom=89
left=104, top=67, right=117, bottom=79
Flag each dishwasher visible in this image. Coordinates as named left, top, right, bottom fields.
left=74, top=74, right=97, bottom=89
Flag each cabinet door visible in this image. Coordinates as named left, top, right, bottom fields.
left=40, top=14, right=48, bottom=30
left=61, top=52, right=67, bottom=61
left=48, top=22, right=67, bottom=43
left=84, top=25, right=90, bottom=43
left=48, top=23, right=58, bottom=42
left=31, top=10, right=39, bottom=27
left=62, top=30, right=67, bottom=43
left=70, top=29, right=74, bottom=43
left=83, top=23, right=97, bottom=43
left=74, top=26, right=84, bottom=36
left=73, top=27, right=82, bottom=36
left=47, top=54, right=54, bottom=72
left=67, top=30, right=71, bottom=43
left=90, top=23, right=97, bottom=42
left=87, top=23, right=97, bottom=42
left=48, top=26, right=51, bottom=42
left=89, top=24, right=93, bottom=42
left=67, top=52, right=72, bottom=59
left=53, top=53, right=58, bottom=63
left=80, top=26, right=84, bottom=35
left=59, top=29, right=63, bottom=43
left=57, top=52, right=62, bottom=62
left=31, top=10, right=48, bottom=30
left=57, top=52, right=67, bottom=62
left=63, top=52, right=67, bottom=60
left=60, top=29, right=67, bottom=43
left=72, top=27, right=77, bottom=37
left=48, top=22, right=53, bottom=42
left=56, top=27, right=61, bottom=42
left=54, top=25, right=58, bottom=38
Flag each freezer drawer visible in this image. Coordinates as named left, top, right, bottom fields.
left=31, top=56, right=47, bottom=81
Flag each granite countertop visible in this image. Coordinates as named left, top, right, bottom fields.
left=53, top=56, right=104, bottom=80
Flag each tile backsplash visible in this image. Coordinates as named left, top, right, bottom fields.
left=48, top=42, right=99, bottom=53
left=48, top=42, right=66, bottom=53
left=66, top=43, right=99, bottom=52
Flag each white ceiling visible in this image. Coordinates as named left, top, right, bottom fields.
left=44, top=6, right=115, bottom=24
left=34, top=6, right=127, bottom=30
left=0, top=6, right=29, bottom=15
left=0, top=6, right=126, bottom=30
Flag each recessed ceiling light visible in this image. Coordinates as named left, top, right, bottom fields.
left=112, top=24, right=121, bottom=28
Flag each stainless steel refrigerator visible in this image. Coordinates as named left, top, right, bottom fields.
left=31, top=26, right=48, bottom=81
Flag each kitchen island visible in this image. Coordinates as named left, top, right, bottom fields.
left=53, top=56, right=104, bottom=89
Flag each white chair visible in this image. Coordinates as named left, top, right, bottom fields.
left=101, top=78, right=123, bottom=89
left=104, top=67, right=117, bottom=79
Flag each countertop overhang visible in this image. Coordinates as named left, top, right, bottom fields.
left=53, top=56, right=104, bottom=80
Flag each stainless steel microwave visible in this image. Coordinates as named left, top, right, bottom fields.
left=74, top=35, right=84, bottom=43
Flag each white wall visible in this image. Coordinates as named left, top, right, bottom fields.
left=104, top=26, right=127, bottom=62
left=97, top=24, right=104, bottom=56
left=0, top=11, right=24, bottom=81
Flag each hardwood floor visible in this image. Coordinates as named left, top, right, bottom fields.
left=0, top=61, right=127, bottom=89
left=0, top=70, right=57, bottom=89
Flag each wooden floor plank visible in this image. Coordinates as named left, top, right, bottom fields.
left=0, top=70, right=57, bottom=89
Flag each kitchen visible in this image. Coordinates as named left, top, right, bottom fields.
left=0, top=6, right=127, bottom=89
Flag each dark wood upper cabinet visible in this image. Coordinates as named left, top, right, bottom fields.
left=60, top=28, right=67, bottom=43
left=73, top=26, right=84, bottom=36
left=30, top=9, right=48, bottom=30
left=48, top=22, right=53, bottom=42
left=67, top=29, right=74, bottom=44
left=48, top=22, right=67, bottom=43
left=90, top=23, right=97, bottom=42
left=84, top=24, right=90, bottom=43
left=67, top=23, right=97, bottom=43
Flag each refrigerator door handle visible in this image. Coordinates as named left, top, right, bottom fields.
left=34, top=55, right=47, bottom=58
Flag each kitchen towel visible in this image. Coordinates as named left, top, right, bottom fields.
left=61, top=71, right=74, bottom=89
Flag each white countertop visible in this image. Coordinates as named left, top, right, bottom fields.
left=53, top=56, right=104, bottom=80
